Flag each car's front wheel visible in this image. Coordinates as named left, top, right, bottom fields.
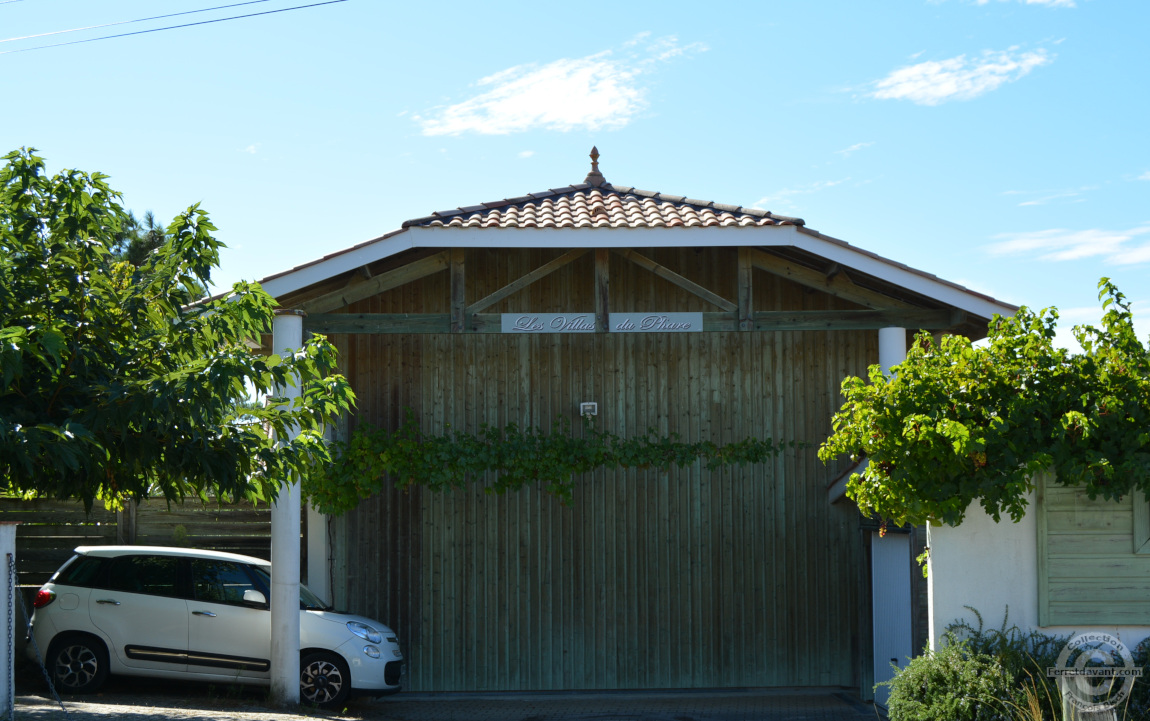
left=300, top=651, right=351, bottom=707
left=46, top=634, right=109, bottom=694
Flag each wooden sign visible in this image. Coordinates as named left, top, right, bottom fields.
left=610, top=313, right=702, bottom=333
left=501, top=314, right=596, bottom=333
left=500, top=313, right=703, bottom=334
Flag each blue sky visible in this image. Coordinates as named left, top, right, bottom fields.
left=3, top=0, right=1147, bottom=348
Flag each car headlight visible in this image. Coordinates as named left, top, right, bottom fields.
left=346, top=621, right=383, bottom=645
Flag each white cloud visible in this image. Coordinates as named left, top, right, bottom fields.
left=975, top=0, right=1076, bottom=5
left=869, top=47, right=1053, bottom=105
left=1138, top=171, right=1150, bottom=181
left=518, top=150, right=535, bottom=159
left=622, top=31, right=651, bottom=48
left=753, top=179, right=850, bottom=210
left=241, top=144, right=259, bottom=155
left=835, top=142, right=875, bottom=157
left=417, top=36, right=706, bottom=136
left=988, top=224, right=1150, bottom=265
left=1003, top=186, right=1094, bottom=206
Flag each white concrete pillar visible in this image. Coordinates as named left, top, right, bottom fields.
left=270, top=310, right=304, bottom=706
left=879, top=326, right=907, bottom=375
left=873, top=326, right=911, bottom=702
left=305, top=504, right=329, bottom=605
left=2, top=522, right=18, bottom=718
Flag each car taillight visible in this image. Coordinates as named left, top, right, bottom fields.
left=33, top=589, right=56, bottom=608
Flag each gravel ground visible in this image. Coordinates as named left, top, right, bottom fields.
left=13, top=661, right=878, bottom=721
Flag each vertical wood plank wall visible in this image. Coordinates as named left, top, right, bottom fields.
left=328, top=247, right=874, bottom=691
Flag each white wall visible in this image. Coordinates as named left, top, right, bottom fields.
left=927, top=492, right=1150, bottom=651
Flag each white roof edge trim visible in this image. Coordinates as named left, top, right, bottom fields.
left=260, top=232, right=416, bottom=298
left=790, top=232, right=1015, bottom=320
left=259, top=225, right=802, bottom=299
left=260, top=225, right=1014, bottom=320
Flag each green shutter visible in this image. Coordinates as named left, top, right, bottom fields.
left=1133, top=493, right=1150, bottom=554
left=1037, top=476, right=1150, bottom=626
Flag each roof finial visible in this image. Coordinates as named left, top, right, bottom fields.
left=584, top=146, right=605, bottom=187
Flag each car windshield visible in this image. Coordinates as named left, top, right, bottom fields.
left=249, top=566, right=332, bottom=611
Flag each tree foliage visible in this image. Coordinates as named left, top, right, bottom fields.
left=112, top=210, right=168, bottom=269
left=818, top=279, right=1150, bottom=527
left=0, top=148, right=355, bottom=509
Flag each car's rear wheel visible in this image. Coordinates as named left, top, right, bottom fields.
left=300, top=651, right=351, bottom=707
left=46, top=634, right=109, bottom=694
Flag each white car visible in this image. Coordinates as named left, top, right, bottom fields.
left=26, top=546, right=403, bottom=706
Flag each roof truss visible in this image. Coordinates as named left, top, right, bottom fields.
left=299, top=251, right=450, bottom=315
left=293, top=245, right=965, bottom=335
left=748, top=249, right=915, bottom=310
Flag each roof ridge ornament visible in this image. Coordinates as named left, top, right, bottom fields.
left=584, top=146, right=606, bottom=187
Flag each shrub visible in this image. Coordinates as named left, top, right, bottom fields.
left=884, top=639, right=1014, bottom=721
left=946, top=607, right=1068, bottom=720
left=1123, top=638, right=1150, bottom=721
left=885, top=608, right=1069, bottom=721
left=888, top=608, right=1150, bottom=720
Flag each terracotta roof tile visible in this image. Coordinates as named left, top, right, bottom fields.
left=402, top=183, right=804, bottom=231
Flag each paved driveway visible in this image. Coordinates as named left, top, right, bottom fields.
left=377, top=689, right=877, bottom=721
left=15, top=684, right=878, bottom=721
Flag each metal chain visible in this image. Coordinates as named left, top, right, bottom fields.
left=10, top=555, right=70, bottom=719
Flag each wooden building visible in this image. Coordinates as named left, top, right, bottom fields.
left=260, top=151, right=1016, bottom=697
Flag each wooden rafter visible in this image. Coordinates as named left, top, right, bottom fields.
left=748, top=249, right=916, bottom=310
left=594, top=249, right=609, bottom=332
left=465, top=249, right=589, bottom=315
left=299, top=251, right=450, bottom=314
left=612, top=248, right=737, bottom=312
left=737, top=247, right=753, bottom=331
left=450, top=248, right=465, bottom=333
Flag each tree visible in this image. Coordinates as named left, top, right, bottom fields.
left=818, top=279, right=1150, bottom=527
left=0, top=148, right=355, bottom=509
left=112, top=210, right=168, bottom=268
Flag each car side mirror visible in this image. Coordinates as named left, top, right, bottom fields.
left=243, top=589, right=267, bottom=607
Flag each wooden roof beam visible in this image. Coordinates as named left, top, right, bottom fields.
left=748, top=248, right=916, bottom=310
left=299, top=251, right=450, bottom=314
left=466, top=249, right=589, bottom=315
left=612, top=248, right=737, bottom=312
left=303, top=307, right=964, bottom=335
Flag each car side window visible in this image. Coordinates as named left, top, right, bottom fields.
left=53, top=555, right=106, bottom=588
left=191, top=560, right=260, bottom=606
left=104, top=555, right=180, bottom=597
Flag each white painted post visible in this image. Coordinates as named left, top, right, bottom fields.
left=878, top=326, right=907, bottom=375
left=2, top=522, right=18, bottom=718
left=305, top=505, right=330, bottom=605
left=270, top=310, right=304, bottom=706
left=872, top=326, right=911, bottom=709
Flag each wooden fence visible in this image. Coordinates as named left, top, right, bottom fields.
left=0, top=498, right=274, bottom=589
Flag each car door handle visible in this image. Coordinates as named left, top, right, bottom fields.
left=192, top=610, right=216, bottom=617
left=95, top=599, right=120, bottom=605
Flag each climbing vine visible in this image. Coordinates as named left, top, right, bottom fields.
left=818, top=279, right=1150, bottom=528
left=304, top=410, right=789, bottom=515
